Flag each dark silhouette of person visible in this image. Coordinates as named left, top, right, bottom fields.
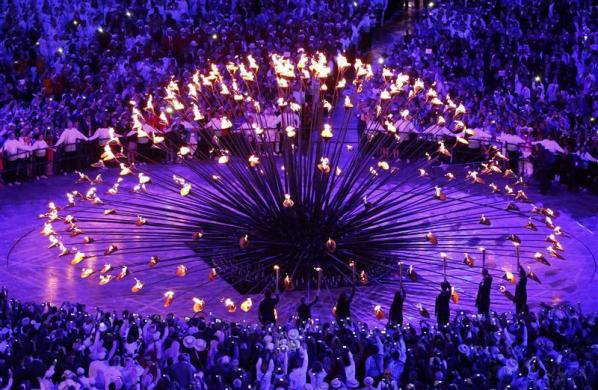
left=297, top=295, right=319, bottom=325
left=514, top=265, right=528, bottom=314
left=258, top=289, right=279, bottom=326
left=335, top=283, right=355, bottom=324
left=435, top=281, right=452, bottom=328
left=388, top=286, right=406, bottom=327
left=475, top=268, right=493, bottom=317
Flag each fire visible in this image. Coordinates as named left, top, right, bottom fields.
left=317, top=157, right=331, bottom=173
left=225, top=298, right=236, bottom=313
left=135, top=215, right=147, bottom=226
left=176, top=265, right=187, bottom=277
left=71, top=251, right=86, bottom=265
left=374, top=305, right=384, bottom=320
left=240, top=298, right=253, bottom=312
left=80, top=268, right=94, bottom=279
left=192, top=297, right=205, bottom=313
left=321, top=124, right=333, bottom=139
left=426, top=231, right=438, bottom=245
left=164, top=291, right=175, bottom=307
left=283, top=194, right=294, bottom=208
left=117, top=266, right=129, bottom=280
left=149, top=256, right=159, bottom=267
left=100, top=264, right=112, bottom=274
left=208, top=268, right=218, bottom=281
left=326, top=238, right=337, bottom=252
left=284, top=275, right=293, bottom=291
left=131, top=279, right=144, bottom=293
left=180, top=183, right=191, bottom=196
left=99, top=275, right=114, bottom=285
left=248, top=155, right=260, bottom=167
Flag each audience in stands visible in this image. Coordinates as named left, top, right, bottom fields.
left=0, top=287, right=597, bottom=389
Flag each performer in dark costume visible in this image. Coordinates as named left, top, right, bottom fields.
left=514, top=265, right=528, bottom=314
left=258, top=289, right=279, bottom=326
left=297, top=295, right=319, bottom=325
left=335, top=283, right=355, bottom=324
left=475, top=268, right=493, bottom=317
left=388, top=286, right=406, bottom=327
left=435, top=281, right=452, bottom=328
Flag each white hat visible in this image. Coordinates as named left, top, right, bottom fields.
left=266, top=342, right=275, bottom=351
left=288, top=328, right=299, bottom=340
left=458, top=344, right=471, bottom=356
left=505, top=358, right=518, bottom=374
left=183, top=335, right=196, bottom=349
left=346, top=378, right=360, bottom=388
left=98, top=322, right=108, bottom=332
left=364, top=376, right=374, bottom=385
left=330, top=378, right=342, bottom=388
left=220, top=355, right=230, bottom=365
left=194, top=338, right=207, bottom=352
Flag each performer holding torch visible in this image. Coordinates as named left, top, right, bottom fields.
left=388, top=262, right=406, bottom=328
left=435, top=253, right=452, bottom=328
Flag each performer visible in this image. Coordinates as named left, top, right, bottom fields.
left=514, top=265, right=528, bottom=314
left=258, top=288, right=279, bottom=326
left=335, top=283, right=355, bottom=324
left=387, top=285, right=406, bottom=327
left=31, top=133, right=49, bottom=180
left=297, top=294, right=319, bottom=325
left=55, top=120, right=87, bottom=173
left=475, top=268, right=493, bottom=317
left=435, top=281, right=452, bottom=328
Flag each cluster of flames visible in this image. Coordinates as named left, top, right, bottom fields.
left=37, top=50, right=570, bottom=319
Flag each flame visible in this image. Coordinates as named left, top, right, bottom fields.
left=81, top=268, right=94, bottom=279
left=321, top=124, right=333, bottom=139
left=149, top=256, right=159, bottom=267
left=225, top=298, right=236, bottom=313
left=248, top=155, right=260, bottom=167
left=117, top=266, right=129, bottom=280
left=42, top=222, right=55, bottom=236
left=283, top=194, right=294, bottom=208
left=192, top=297, right=205, bottom=313
left=240, top=298, right=253, bottom=312
left=99, top=275, right=114, bottom=285
left=176, top=265, right=187, bottom=277
left=164, top=291, right=175, bottom=307
left=71, top=251, right=86, bottom=265
left=180, top=183, right=191, bottom=196
left=131, top=278, right=144, bottom=293
left=104, top=244, right=118, bottom=255
left=135, top=215, right=147, bottom=226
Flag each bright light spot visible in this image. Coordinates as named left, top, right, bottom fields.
left=98, top=27, right=104, bottom=33
left=212, top=34, right=218, bottom=40
left=166, top=106, right=174, bottom=114
left=534, top=75, right=541, bottom=82
left=428, top=1, right=435, bottom=7
left=57, top=47, right=63, bottom=54
left=378, top=57, right=385, bottom=64
left=126, top=11, right=132, bottom=17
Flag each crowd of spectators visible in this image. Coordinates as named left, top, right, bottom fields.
left=0, top=287, right=597, bottom=389
left=375, top=0, right=597, bottom=193
left=0, top=0, right=384, bottom=185
left=0, top=0, right=596, bottom=194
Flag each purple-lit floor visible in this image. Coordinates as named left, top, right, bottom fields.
left=1, top=165, right=597, bottom=326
